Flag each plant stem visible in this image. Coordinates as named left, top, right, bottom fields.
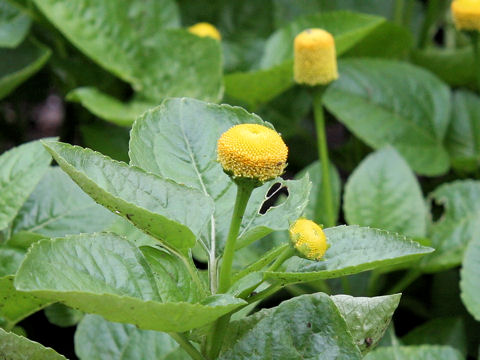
left=387, top=269, right=421, bottom=294
left=313, top=89, right=335, bottom=228
left=403, top=0, right=415, bottom=27
left=169, top=333, right=207, bottom=360
left=393, top=0, right=405, bottom=25
left=418, top=0, right=440, bottom=48
left=471, top=32, right=480, bottom=92
left=246, top=282, right=283, bottom=305
left=218, top=183, right=254, bottom=293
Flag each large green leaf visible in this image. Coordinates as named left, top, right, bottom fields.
left=0, top=276, right=51, bottom=324
left=67, top=87, right=154, bottom=127
left=32, top=0, right=223, bottom=102
left=0, top=328, right=66, bottom=359
left=10, top=167, right=116, bottom=243
left=296, top=161, right=341, bottom=226
left=75, top=314, right=188, bottom=360
left=0, top=139, right=51, bottom=230
left=260, top=11, right=384, bottom=69
left=42, top=141, right=213, bottom=253
left=0, top=39, right=51, bottom=100
left=332, top=294, right=401, bottom=355
left=446, top=90, right=480, bottom=172
left=344, top=147, right=427, bottom=237
left=0, top=0, right=31, bottom=47
left=15, top=233, right=246, bottom=332
left=402, top=317, right=467, bottom=356
left=219, top=293, right=362, bottom=360
left=266, top=226, right=433, bottom=284
left=364, top=345, right=464, bottom=360
left=323, top=59, right=451, bottom=176
left=460, top=235, right=480, bottom=321
left=129, top=98, right=309, bottom=256
left=421, top=181, right=480, bottom=272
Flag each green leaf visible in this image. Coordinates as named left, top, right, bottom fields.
left=460, top=235, right=480, bottom=321
left=224, top=61, right=294, bottom=108
left=0, top=39, right=51, bottom=100
left=14, top=233, right=245, bottom=332
left=44, top=303, right=83, bottom=328
left=129, top=97, right=262, bottom=253
left=296, top=160, right=341, bottom=226
left=411, top=46, right=475, bottom=87
left=331, top=294, right=401, bottom=354
left=140, top=246, right=203, bottom=303
left=446, top=90, right=480, bottom=172
left=421, top=181, right=480, bottom=272
left=220, top=293, right=362, bottom=360
left=0, top=275, right=51, bottom=324
left=344, top=21, right=413, bottom=59
left=235, top=175, right=311, bottom=249
left=0, top=247, right=24, bottom=277
left=10, top=167, right=116, bottom=242
left=42, top=141, right=213, bottom=253
left=75, top=314, right=188, bottom=360
left=323, top=59, right=451, bottom=176
left=402, top=317, right=467, bottom=356
left=260, top=11, right=384, bottom=69
left=67, top=87, right=153, bottom=127
left=344, top=147, right=427, bottom=237
left=266, top=226, right=433, bottom=284
left=32, top=0, right=223, bottom=102
left=107, top=218, right=158, bottom=247
left=0, top=0, right=31, bottom=47
left=0, top=139, right=52, bottom=230
left=0, top=328, right=67, bottom=359
left=364, top=345, right=464, bottom=360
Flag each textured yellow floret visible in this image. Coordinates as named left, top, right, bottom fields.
left=217, top=124, right=288, bottom=182
left=452, top=0, right=480, bottom=31
left=289, top=219, right=329, bottom=261
left=294, top=28, right=338, bottom=86
left=188, top=22, right=221, bottom=40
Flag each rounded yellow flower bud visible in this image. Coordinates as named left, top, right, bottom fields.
left=188, top=22, right=221, bottom=40
left=289, top=219, right=329, bottom=261
left=451, top=0, right=480, bottom=31
left=294, top=28, right=339, bottom=86
left=217, top=124, right=288, bottom=182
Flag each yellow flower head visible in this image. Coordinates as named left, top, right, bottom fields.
left=289, top=219, right=329, bottom=261
left=188, top=22, right=221, bottom=40
left=294, top=28, right=339, bottom=86
left=217, top=124, right=288, bottom=182
left=451, top=0, right=480, bottom=31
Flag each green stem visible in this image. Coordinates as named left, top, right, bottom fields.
left=169, top=333, right=207, bottom=360
left=418, top=0, right=440, bottom=48
left=471, top=32, right=480, bottom=92
left=403, top=0, right=415, bottom=27
left=313, top=89, right=335, bottom=228
left=246, top=282, right=283, bottom=305
left=387, top=269, right=421, bottom=294
left=393, top=0, right=405, bottom=25
left=340, top=276, right=352, bottom=295
left=218, top=183, right=254, bottom=293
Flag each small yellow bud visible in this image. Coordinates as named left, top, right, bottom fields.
left=452, top=0, right=480, bottom=31
left=217, top=124, right=288, bottom=182
left=188, top=22, right=221, bottom=40
left=289, top=219, right=329, bottom=261
left=294, top=28, right=339, bottom=86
